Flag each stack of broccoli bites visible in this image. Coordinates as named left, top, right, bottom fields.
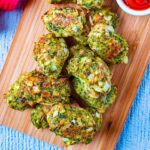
left=5, top=0, right=129, bottom=146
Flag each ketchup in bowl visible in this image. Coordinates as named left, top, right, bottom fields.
left=123, top=0, right=150, bottom=10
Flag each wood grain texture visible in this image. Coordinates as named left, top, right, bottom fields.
left=0, top=0, right=150, bottom=149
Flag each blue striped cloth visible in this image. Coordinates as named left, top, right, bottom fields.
left=0, top=5, right=150, bottom=150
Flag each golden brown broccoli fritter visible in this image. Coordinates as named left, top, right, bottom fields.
left=73, top=78, right=117, bottom=111
left=42, top=7, right=86, bottom=37
left=88, top=24, right=129, bottom=64
left=67, top=55, right=112, bottom=94
left=33, top=34, right=69, bottom=77
left=46, top=103, right=96, bottom=145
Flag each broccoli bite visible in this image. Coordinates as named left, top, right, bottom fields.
left=77, top=0, right=104, bottom=9
left=33, top=34, right=69, bottom=77
left=88, top=23, right=129, bottom=64
left=73, top=78, right=117, bottom=111
left=5, top=70, right=45, bottom=110
left=31, top=105, right=49, bottom=129
left=5, top=70, right=71, bottom=110
left=89, top=8, right=119, bottom=28
left=46, top=103, right=96, bottom=145
left=67, top=55, right=112, bottom=94
left=42, top=7, right=86, bottom=37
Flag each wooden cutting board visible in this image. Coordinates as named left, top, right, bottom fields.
left=0, top=0, right=150, bottom=149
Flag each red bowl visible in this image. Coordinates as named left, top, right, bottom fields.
left=0, top=0, right=19, bottom=10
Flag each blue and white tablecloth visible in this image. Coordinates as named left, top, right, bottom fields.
left=0, top=4, right=150, bottom=150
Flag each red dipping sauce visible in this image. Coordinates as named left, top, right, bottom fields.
left=123, top=0, right=150, bottom=10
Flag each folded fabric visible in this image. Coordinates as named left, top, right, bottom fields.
left=0, top=0, right=19, bottom=10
